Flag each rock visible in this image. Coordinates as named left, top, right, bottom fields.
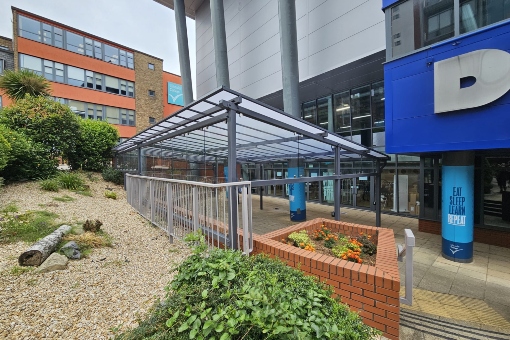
left=61, top=242, right=81, bottom=260
left=36, top=253, right=69, bottom=273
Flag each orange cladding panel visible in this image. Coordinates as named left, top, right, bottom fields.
left=18, top=38, right=135, bottom=81
left=50, top=82, right=135, bottom=109
left=113, top=124, right=137, bottom=138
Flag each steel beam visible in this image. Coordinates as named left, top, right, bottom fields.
left=211, top=0, right=230, bottom=87
left=227, top=109, right=238, bottom=250
left=334, top=146, right=341, bottom=221
left=174, top=0, right=194, bottom=105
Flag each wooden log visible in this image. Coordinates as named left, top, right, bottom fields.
left=18, top=225, right=72, bottom=266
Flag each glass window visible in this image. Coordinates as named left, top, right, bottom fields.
left=94, top=41, right=102, bottom=60
left=105, top=76, right=120, bottom=94
left=54, top=28, right=63, bottom=48
left=128, top=110, right=135, bottom=126
left=43, top=60, right=53, bottom=81
left=106, top=106, right=120, bottom=124
left=0, top=59, right=3, bottom=74
left=19, top=16, right=41, bottom=41
left=87, top=106, right=94, bottom=119
left=95, top=74, right=103, bottom=90
left=68, top=100, right=86, bottom=119
left=317, top=96, right=332, bottom=130
left=127, top=52, right=134, bottom=69
left=96, top=106, right=103, bottom=120
left=104, top=44, right=119, bottom=65
left=119, top=50, right=127, bottom=67
left=55, top=63, right=64, bottom=83
left=351, top=85, right=371, bottom=130
left=20, top=54, right=42, bottom=74
left=121, top=109, right=128, bottom=125
left=148, top=90, right=155, bottom=96
left=42, top=24, right=52, bottom=45
left=66, top=31, right=84, bottom=54
left=85, top=38, right=93, bottom=57
left=120, top=80, right=127, bottom=96
left=67, top=66, right=85, bottom=87
left=149, top=117, right=156, bottom=124
left=302, top=101, right=316, bottom=125
left=334, top=91, right=351, bottom=133
left=371, top=81, right=385, bottom=128
left=148, top=63, right=155, bottom=70
left=460, top=0, right=510, bottom=34
left=0, top=96, right=2, bottom=109
left=86, top=71, right=94, bottom=89
left=127, top=81, right=134, bottom=97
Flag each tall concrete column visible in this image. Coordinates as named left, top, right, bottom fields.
left=442, top=151, right=475, bottom=263
left=174, top=0, right=194, bottom=105
left=211, top=0, right=230, bottom=87
left=278, top=0, right=300, bottom=118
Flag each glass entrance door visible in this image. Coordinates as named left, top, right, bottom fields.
left=341, top=178, right=353, bottom=206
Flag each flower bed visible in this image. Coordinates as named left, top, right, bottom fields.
left=245, top=218, right=400, bottom=340
left=283, top=222, right=377, bottom=265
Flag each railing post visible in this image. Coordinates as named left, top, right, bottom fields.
left=150, top=179, right=155, bottom=224
left=399, top=229, right=415, bottom=305
left=138, top=177, right=142, bottom=212
left=193, top=186, right=199, bottom=232
left=167, top=183, right=174, bottom=243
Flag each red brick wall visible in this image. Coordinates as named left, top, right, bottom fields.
left=419, top=219, right=510, bottom=248
left=248, top=218, right=400, bottom=340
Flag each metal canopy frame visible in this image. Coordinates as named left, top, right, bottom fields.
left=114, top=86, right=389, bottom=227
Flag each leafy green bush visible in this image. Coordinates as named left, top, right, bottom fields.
left=102, top=167, right=124, bottom=185
left=104, top=191, right=117, bottom=199
left=0, top=125, right=58, bottom=182
left=40, top=178, right=60, bottom=192
left=0, top=95, right=81, bottom=159
left=57, top=172, right=84, bottom=190
left=67, top=119, right=119, bottom=171
left=0, top=132, right=10, bottom=171
left=118, top=237, right=379, bottom=340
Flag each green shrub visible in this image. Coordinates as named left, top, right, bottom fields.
left=117, top=237, right=379, bottom=340
left=0, top=95, right=81, bottom=159
left=67, top=119, right=119, bottom=171
left=0, top=125, right=58, bottom=182
left=40, top=178, right=60, bottom=192
left=104, top=191, right=117, bottom=199
left=0, top=132, right=10, bottom=171
left=57, top=172, right=84, bottom=190
left=102, top=167, right=124, bottom=185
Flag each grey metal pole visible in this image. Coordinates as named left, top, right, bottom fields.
left=211, top=0, right=230, bottom=87
left=278, top=0, right=300, bottom=118
left=174, top=0, right=194, bottom=105
left=375, top=160, right=381, bottom=227
left=334, top=146, right=341, bottom=221
left=137, top=147, right=142, bottom=176
left=227, top=109, right=238, bottom=250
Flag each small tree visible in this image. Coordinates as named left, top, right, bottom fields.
left=0, top=95, right=81, bottom=159
left=0, top=69, right=51, bottom=101
left=68, top=119, right=119, bottom=171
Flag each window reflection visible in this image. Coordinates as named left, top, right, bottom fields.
left=302, top=101, right=317, bottom=125
left=351, top=85, right=371, bottom=130
left=317, top=96, right=331, bottom=130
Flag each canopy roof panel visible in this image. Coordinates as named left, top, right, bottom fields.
left=113, top=87, right=389, bottom=163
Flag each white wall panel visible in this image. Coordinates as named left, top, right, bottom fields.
left=195, top=0, right=385, bottom=98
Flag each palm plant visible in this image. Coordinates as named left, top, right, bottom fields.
left=0, top=69, right=51, bottom=101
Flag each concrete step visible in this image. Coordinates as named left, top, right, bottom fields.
left=399, top=309, right=510, bottom=340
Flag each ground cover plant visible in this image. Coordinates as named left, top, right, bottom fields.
left=117, top=232, right=379, bottom=340
left=102, top=167, right=124, bottom=185
left=0, top=204, right=59, bottom=244
left=282, top=223, right=377, bottom=265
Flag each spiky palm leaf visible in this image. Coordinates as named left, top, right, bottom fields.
left=0, top=69, right=51, bottom=101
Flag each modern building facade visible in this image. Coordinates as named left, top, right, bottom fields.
left=158, top=0, right=510, bottom=250
left=0, top=7, right=184, bottom=139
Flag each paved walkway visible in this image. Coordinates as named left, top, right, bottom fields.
left=250, top=195, right=510, bottom=338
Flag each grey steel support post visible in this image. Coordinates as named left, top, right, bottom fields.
left=150, top=180, right=155, bottom=224
left=278, top=0, right=300, bottom=118
left=375, top=160, right=381, bottom=228
left=174, top=0, right=194, bottom=105
left=334, top=146, right=341, bottom=221
left=137, top=147, right=142, bottom=175
left=166, top=183, right=174, bottom=243
left=260, top=187, right=263, bottom=210
left=211, top=0, right=230, bottom=87
left=192, top=186, right=199, bottom=232
left=227, top=109, right=238, bottom=250
left=399, top=229, right=415, bottom=305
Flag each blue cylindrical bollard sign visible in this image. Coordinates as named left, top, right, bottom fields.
left=288, top=166, right=306, bottom=221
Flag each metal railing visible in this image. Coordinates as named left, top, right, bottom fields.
left=126, top=174, right=253, bottom=254
left=398, top=229, right=415, bottom=305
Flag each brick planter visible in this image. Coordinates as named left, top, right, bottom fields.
left=249, top=218, right=400, bottom=340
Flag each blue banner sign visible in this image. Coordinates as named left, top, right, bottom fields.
left=441, top=165, right=474, bottom=262
left=288, top=167, right=306, bottom=221
left=167, top=82, right=184, bottom=106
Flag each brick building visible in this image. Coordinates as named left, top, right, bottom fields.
left=0, top=7, right=183, bottom=139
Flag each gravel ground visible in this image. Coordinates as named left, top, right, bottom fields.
left=0, top=175, right=191, bottom=339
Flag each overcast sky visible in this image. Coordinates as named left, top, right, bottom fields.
left=0, top=0, right=197, bottom=94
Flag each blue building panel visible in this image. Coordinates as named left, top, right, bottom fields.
left=382, top=0, right=400, bottom=10
left=385, top=20, right=510, bottom=154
